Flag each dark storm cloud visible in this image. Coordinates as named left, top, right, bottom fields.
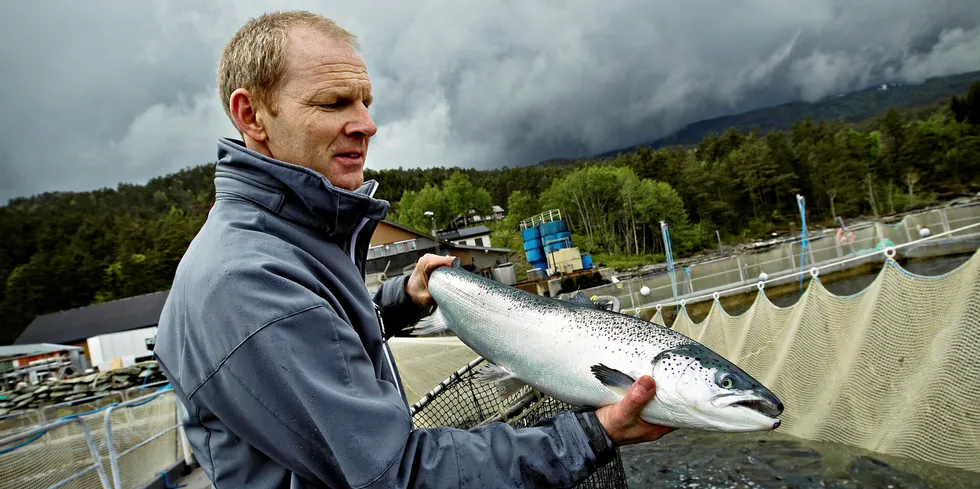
left=1, top=0, right=979, bottom=203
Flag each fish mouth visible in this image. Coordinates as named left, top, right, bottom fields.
left=733, top=398, right=783, bottom=418
left=713, top=393, right=784, bottom=419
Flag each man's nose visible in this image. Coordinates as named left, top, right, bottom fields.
left=346, top=104, right=377, bottom=138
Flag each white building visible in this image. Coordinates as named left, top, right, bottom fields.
left=437, top=225, right=493, bottom=248
left=14, top=291, right=169, bottom=372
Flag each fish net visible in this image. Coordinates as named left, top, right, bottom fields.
left=407, top=356, right=629, bottom=489
left=657, top=247, right=980, bottom=474
left=393, top=238, right=980, bottom=479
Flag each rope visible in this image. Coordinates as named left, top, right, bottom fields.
left=0, top=402, right=119, bottom=454
left=0, top=383, right=173, bottom=454
left=0, top=432, right=44, bottom=455
left=156, top=471, right=179, bottom=489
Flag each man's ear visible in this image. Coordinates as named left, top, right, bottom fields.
left=229, top=88, right=268, bottom=143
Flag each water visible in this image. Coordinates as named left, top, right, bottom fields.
left=620, top=429, right=978, bottom=488
left=628, top=253, right=979, bottom=488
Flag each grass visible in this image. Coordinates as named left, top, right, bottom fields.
left=589, top=252, right=666, bottom=270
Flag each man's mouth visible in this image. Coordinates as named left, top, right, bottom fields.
left=334, top=152, right=364, bottom=164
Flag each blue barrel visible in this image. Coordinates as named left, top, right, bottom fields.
left=523, top=239, right=543, bottom=252
left=526, top=247, right=545, bottom=263
left=539, top=220, right=568, bottom=237
left=581, top=254, right=593, bottom=269
left=521, top=226, right=541, bottom=241
left=542, top=231, right=571, bottom=246
left=543, top=241, right=569, bottom=254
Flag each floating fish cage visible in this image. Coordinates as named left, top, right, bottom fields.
left=410, top=356, right=629, bottom=489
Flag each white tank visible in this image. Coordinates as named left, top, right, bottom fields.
left=491, top=263, right=518, bottom=285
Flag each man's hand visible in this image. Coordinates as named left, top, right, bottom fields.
left=595, top=376, right=675, bottom=446
left=405, top=253, right=457, bottom=308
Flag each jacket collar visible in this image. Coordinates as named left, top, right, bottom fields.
left=213, top=138, right=389, bottom=237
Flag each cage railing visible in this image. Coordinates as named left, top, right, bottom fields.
left=0, top=410, right=113, bottom=489
left=103, top=387, right=181, bottom=489
left=624, top=219, right=980, bottom=315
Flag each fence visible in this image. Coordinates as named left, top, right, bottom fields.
left=569, top=203, right=980, bottom=312
left=0, top=386, right=188, bottom=489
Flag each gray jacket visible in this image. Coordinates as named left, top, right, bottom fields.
left=154, top=139, right=614, bottom=488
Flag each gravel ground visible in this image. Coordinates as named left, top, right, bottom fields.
left=619, top=430, right=977, bottom=489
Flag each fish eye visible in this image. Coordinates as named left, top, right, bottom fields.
left=716, top=372, right=735, bottom=390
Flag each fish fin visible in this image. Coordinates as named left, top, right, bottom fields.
left=474, top=363, right=514, bottom=383
left=450, top=256, right=461, bottom=268
left=591, top=364, right=636, bottom=397
left=410, top=308, right=449, bottom=336
left=495, top=378, right=529, bottom=398
left=474, top=364, right=527, bottom=398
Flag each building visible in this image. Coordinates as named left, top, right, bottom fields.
left=437, top=225, right=493, bottom=247
left=14, top=291, right=170, bottom=372
left=366, top=220, right=512, bottom=292
left=450, top=205, right=506, bottom=228
left=13, top=220, right=514, bottom=370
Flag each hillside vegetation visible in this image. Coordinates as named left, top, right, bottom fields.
left=597, top=70, right=980, bottom=156
left=2, top=80, right=979, bottom=345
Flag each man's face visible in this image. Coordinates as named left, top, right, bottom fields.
left=260, top=26, right=376, bottom=191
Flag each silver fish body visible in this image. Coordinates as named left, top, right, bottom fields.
left=418, top=265, right=783, bottom=433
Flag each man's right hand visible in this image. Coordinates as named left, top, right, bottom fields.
left=595, top=376, right=675, bottom=446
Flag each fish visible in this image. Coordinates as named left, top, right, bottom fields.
left=410, top=259, right=784, bottom=433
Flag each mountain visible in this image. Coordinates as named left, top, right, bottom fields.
left=594, top=70, right=980, bottom=158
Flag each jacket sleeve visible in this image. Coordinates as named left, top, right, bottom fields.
left=191, top=304, right=613, bottom=489
left=372, top=274, right=427, bottom=339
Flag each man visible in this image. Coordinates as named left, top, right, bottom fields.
left=154, top=10, right=672, bottom=489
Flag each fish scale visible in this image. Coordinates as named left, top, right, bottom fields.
left=417, top=263, right=784, bottom=432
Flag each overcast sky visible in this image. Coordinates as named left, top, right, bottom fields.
left=2, top=0, right=980, bottom=204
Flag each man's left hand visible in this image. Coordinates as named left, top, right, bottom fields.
left=406, top=253, right=456, bottom=308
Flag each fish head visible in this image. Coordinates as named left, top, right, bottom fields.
left=649, top=343, right=783, bottom=432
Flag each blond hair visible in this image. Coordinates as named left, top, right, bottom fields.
left=217, top=10, right=359, bottom=124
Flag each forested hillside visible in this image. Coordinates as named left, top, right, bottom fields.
left=598, top=70, right=980, bottom=156
left=2, top=82, right=979, bottom=345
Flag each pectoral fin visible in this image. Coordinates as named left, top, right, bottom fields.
left=591, top=364, right=636, bottom=397
left=475, top=363, right=528, bottom=398
left=410, top=308, right=449, bottom=335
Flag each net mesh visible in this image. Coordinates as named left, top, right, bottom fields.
left=0, top=410, right=41, bottom=439
left=661, top=248, right=980, bottom=474
left=40, top=393, right=125, bottom=424
left=398, top=351, right=629, bottom=489
left=0, top=416, right=108, bottom=489
left=108, top=391, right=180, bottom=489
left=0, top=390, right=180, bottom=489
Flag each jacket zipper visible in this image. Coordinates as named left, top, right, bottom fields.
left=349, top=208, right=406, bottom=401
